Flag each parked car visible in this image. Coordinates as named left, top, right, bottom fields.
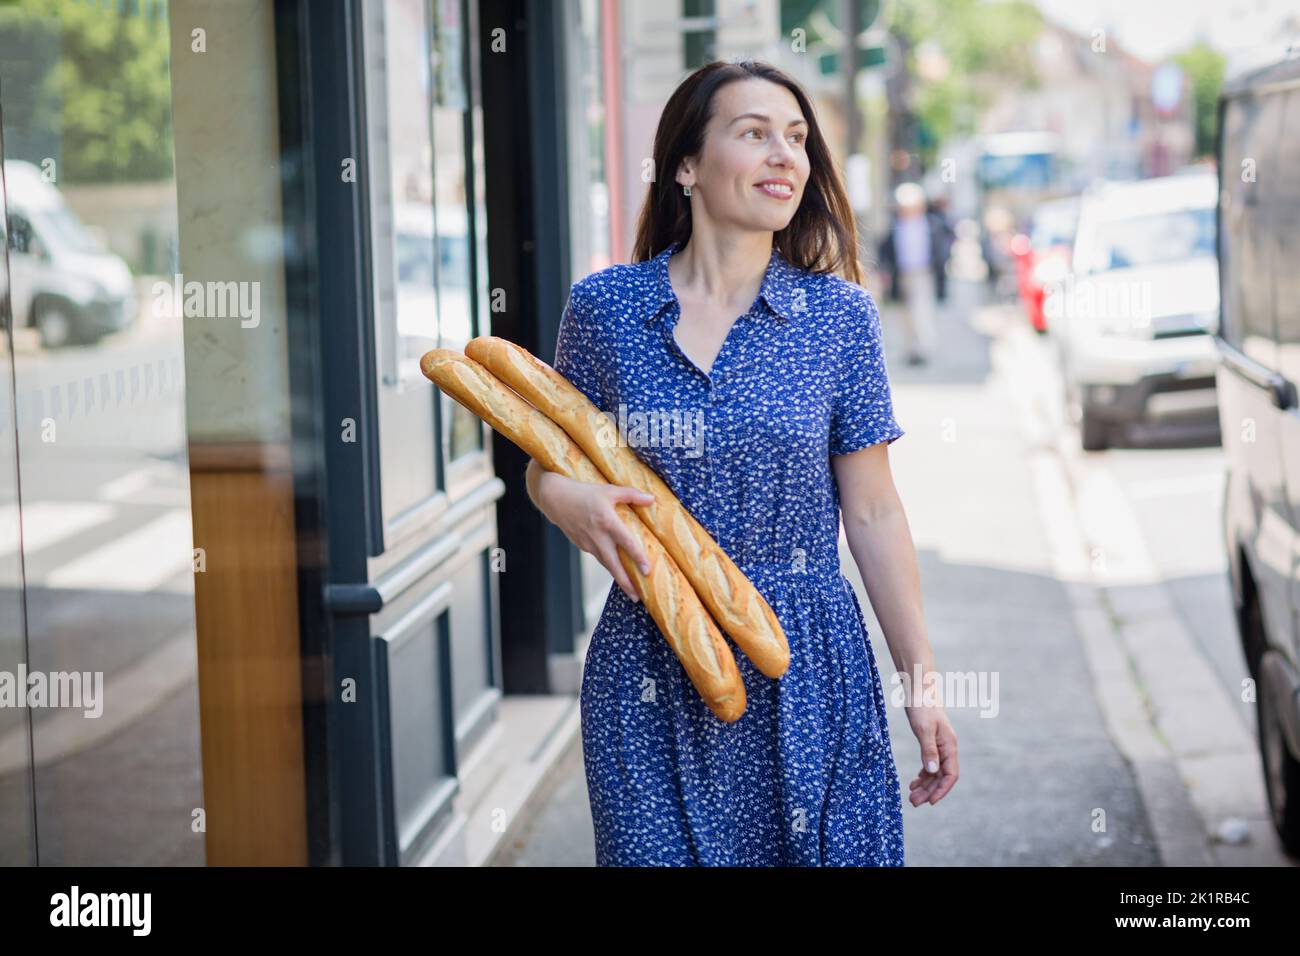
left=2, top=159, right=135, bottom=347
left=1051, top=172, right=1220, bottom=450
left=1215, top=53, right=1300, bottom=856
left=1012, top=195, right=1080, bottom=333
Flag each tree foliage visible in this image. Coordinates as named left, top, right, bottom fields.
left=889, top=0, right=1043, bottom=166
left=0, top=0, right=174, bottom=183
left=1171, top=42, right=1226, bottom=159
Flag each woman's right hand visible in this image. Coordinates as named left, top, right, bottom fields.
left=536, top=470, right=656, bottom=602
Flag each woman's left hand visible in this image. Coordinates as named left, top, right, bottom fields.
left=904, top=702, right=959, bottom=806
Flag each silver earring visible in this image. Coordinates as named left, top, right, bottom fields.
left=683, top=184, right=692, bottom=197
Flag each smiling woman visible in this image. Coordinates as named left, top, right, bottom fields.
left=528, top=58, right=957, bottom=867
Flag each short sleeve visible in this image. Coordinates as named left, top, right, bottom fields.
left=829, top=289, right=904, bottom=455
left=551, top=283, right=605, bottom=410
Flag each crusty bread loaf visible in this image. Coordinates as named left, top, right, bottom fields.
left=464, top=335, right=790, bottom=679
left=419, top=348, right=747, bottom=723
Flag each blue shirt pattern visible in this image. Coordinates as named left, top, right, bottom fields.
left=554, top=238, right=906, bottom=866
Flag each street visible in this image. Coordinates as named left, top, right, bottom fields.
left=491, top=279, right=1296, bottom=867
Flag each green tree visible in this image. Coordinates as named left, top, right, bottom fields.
left=0, top=0, right=174, bottom=183
left=890, top=0, right=1042, bottom=168
left=1172, top=41, right=1226, bottom=158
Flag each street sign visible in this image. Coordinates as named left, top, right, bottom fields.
left=782, top=0, right=881, bottom=37
left=817, top=45, right=887, bottom=75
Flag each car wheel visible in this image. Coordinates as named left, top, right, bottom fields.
left=36, top=304, right=75, bottom=349
left=1258, top=670, right=1300, bottom=856
left=1081, top=408, right=1109, bottom=451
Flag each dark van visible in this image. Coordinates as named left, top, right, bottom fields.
left=1215, top=52, right=1300, bottom=855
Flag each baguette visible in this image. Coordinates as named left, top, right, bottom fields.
left=464, top=335, right=790, bottom=679
left=418, top=348, right=747, bottom=723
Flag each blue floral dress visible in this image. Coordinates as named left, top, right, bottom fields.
left=553, top=238, right=906, bottom=866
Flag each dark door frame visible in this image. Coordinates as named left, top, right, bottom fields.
left=479, top=0, right=585, bottom=692
left=274, top=0, right=385, bottom=866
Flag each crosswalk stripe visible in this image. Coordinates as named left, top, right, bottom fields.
left=0, top=501, right=115, bottom=560
left=44, top=510, right=192, bottom=593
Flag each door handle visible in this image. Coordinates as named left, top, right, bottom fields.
left=1215, top=335, right=1296, bottom=410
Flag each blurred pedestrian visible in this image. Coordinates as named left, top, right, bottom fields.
left=926, top=194, right=956, bottom=302
left=980, top=204, right=1016, bottom=299
left=876, top=182, right=939, bottom=365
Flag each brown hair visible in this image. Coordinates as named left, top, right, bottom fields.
left=630, top=58, right=865, bottom=285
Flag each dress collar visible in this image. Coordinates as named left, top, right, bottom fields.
left=641, top=238, right=803, bottom=327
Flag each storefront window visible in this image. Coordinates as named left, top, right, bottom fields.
left=0, top=0, right=201, bottom=864
left=365, top=0, right=484, bottom=535
left=369, top=0, right=439, bottom=387
left=570, top=0, right=611, bottom=276
left=430, top=0, right=481, bottom=461
left=0, top=130, right=35, bottom=866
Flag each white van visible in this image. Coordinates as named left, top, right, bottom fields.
left=3, top=159, right=136, bottom=347
left=1216, top=53, right=1300, bottom=855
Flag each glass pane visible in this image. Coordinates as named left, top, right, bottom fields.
left=0, top=131, right=37, bottom=866
left=365, top=0, right=442, bottom=527
left=572, top=0, right=610, bottom=276
left=0, top=0, right=203, bottom=865
left=432, top=0, right=481, bottom=461
left=382, top=0, right=438, bottom=384
left=465, top=0, right=490, bottom=339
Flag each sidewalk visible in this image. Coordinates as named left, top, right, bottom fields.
left=863, top=282, right=1159, bottom=864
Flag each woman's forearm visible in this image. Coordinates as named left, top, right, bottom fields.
left=843, top=505, right=934, bottom=683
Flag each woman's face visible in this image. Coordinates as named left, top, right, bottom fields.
left=678, top=78, right=811, bottom=234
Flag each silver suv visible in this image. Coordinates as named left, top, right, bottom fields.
left=1050, top=172, right=1220, bottom=450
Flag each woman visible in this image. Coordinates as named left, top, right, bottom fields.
left=525, top=59, right=957, bottom=866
